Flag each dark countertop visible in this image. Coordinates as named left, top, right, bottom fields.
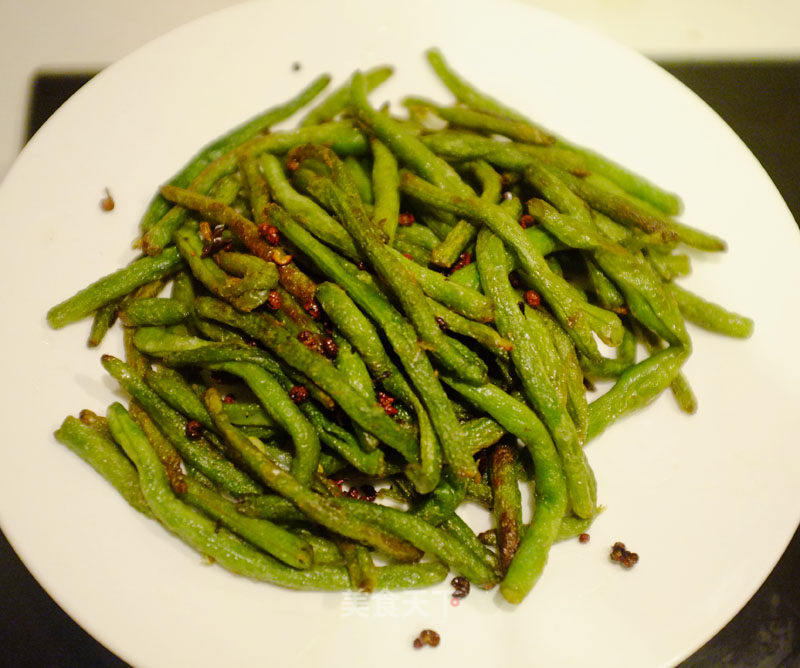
left=2, top=62, right=799, bottom=668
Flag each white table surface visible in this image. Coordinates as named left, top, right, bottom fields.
left=0, top=0, right=799, bottom=181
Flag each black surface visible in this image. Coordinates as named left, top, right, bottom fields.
left=3, top=63, right=800, bottom=668
left=25, top=72, right=96, bottom=142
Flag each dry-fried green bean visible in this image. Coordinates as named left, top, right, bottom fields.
left=668, top=283, right=754, bottom=338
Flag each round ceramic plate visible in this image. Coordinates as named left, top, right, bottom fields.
left=1, top=0, right=799, bottom=665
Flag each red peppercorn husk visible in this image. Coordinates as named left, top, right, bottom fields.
left=266, top=290, right=282, bottom=311
left=185, top=420, right=203, bottom=439
left=286, top=157, right=300, bottom=172
left=524, top=290, right=541, bottom=308
left=435, top=316, right=448, bottom=332
left=402, top=252, right=413, bottom=261
left=610, top=541, right=639, bottom=568
left=397, top=212, right=415, bottom=226
left=450, top=251, right=472, bottom=274
left=288, top=385, right=308, bottom=403
left=303, top=299, right=322, bottom=320
left=257, top=224, right=280, bottom=246
left=419, top=629, right=440, bottom=647
left=450, top=576, right=470, bottom=599
left=519, top=213, right=535, bottom=229
left=579, top=533, right=590, bottom=544
left=222, top=394, right=236, bottom=404
left=321, top=336, right=339, bottom=359
left=100, top=188, right=115, bottom=212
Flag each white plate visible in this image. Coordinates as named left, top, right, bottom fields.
left=1, top=1, right=799, bottom=666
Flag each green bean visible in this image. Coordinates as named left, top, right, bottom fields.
left=338, top=541, right=378, bottom=592
left=587, top=346, right=688, bottom=441
left=315, top=282, right=441, bottom=492
left=424, top=48, right=682, bottom=215
left=144, top=365, right=214, bottom=430
left=374, top=562, right=449, bottom=589
left=289, top=146, right=487, bottom=384
left=221, top=402, right=276, bottom=428
left=389, top=248, right=494, bottom=322
left=336, top=497, right=497, bottom=586
left=491, top=443, right=523, bottom=573
left=119, top=298, right=189, bottom=327
left=237, top=155, right=318, bottom=304
left=520, top=302, right=569, bottom=409
left=141, top=122, right=367, bottom=256
left=77, top=408, right=113, bottom=440
left=533, top=199, right=689, bottom=347
left=214, top=251, right=279, bottom=295
left=351, top=72, right=468, bottom=193
left=463, top=417, right=507, bottom=454
left=424, top=48, right=531, bottom=123
left=590, top=209, right=668, bottom=249
left=344, top=155, right=373, bottom=205
left=205, top=362, right=320, bottom=485
left=237, top=494, right=307, bottom=522
left=410, top=478, right=466, bottom=525
left=583, top=254, right=626, bottom=312
left=580, top=324, right=638, bottom=380
left=430, top=160, right=501, bottom=268
left=174, top=224, right=270, bottom=312
left=668, top=283, right=754, bottom=338
left=476, top=228, right=594, bottom=518
left=139, top=74, right=331, bottom=234
left=438, top=378, right=568, bottom=602
left=555, top=515, right=595, bottom=542
left=560, top=170, right=726, bottom=251
left=202, top=389, right=421, bottom=562
left=87, top=300, right=119, bottom=347
left=180, top=475, right=313, bottom=569
left=399, top=170, right=623, bottom=356
left=47, top=248, right=183, bottom=328
left=107, top=403, right=366, bottom=590
left=333, top=335, right=381, bottom=455
left=523, top=171, right=618, bottom=253
left=394, top=223, right=440, bottom=252
left=439, top=513, right=498, bottom=573
left=299, top=66, right=393, bottom=127
left=426, top=298, right=512, bottom=358
left=447, top=224, right=562, bottom=291
left=370, top=138, right=401, bottom=242
left=633, top=322, right=697, bottom=414
left=194, top=297, right=418, bottom=461
left=294, top=531, right=344, bottom=567
left=646, top=249, right=691, bottom=281
left=421, top=130, right=538, bottom=172
left=533, top=308, right=589, bottom=444
left=393, top=238, right=430, bottom=265
left=404, top=97, right=554, bottom=145
left=101, top=355, right=261, bottom=495
left=259, top=153, right=361, bottom=260
left=418, top=211, right=455, bottom=240
left=54, top=416, right=152, bottom=517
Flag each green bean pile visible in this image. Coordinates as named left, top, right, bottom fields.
left=47, top=49, right=753, bottom=604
